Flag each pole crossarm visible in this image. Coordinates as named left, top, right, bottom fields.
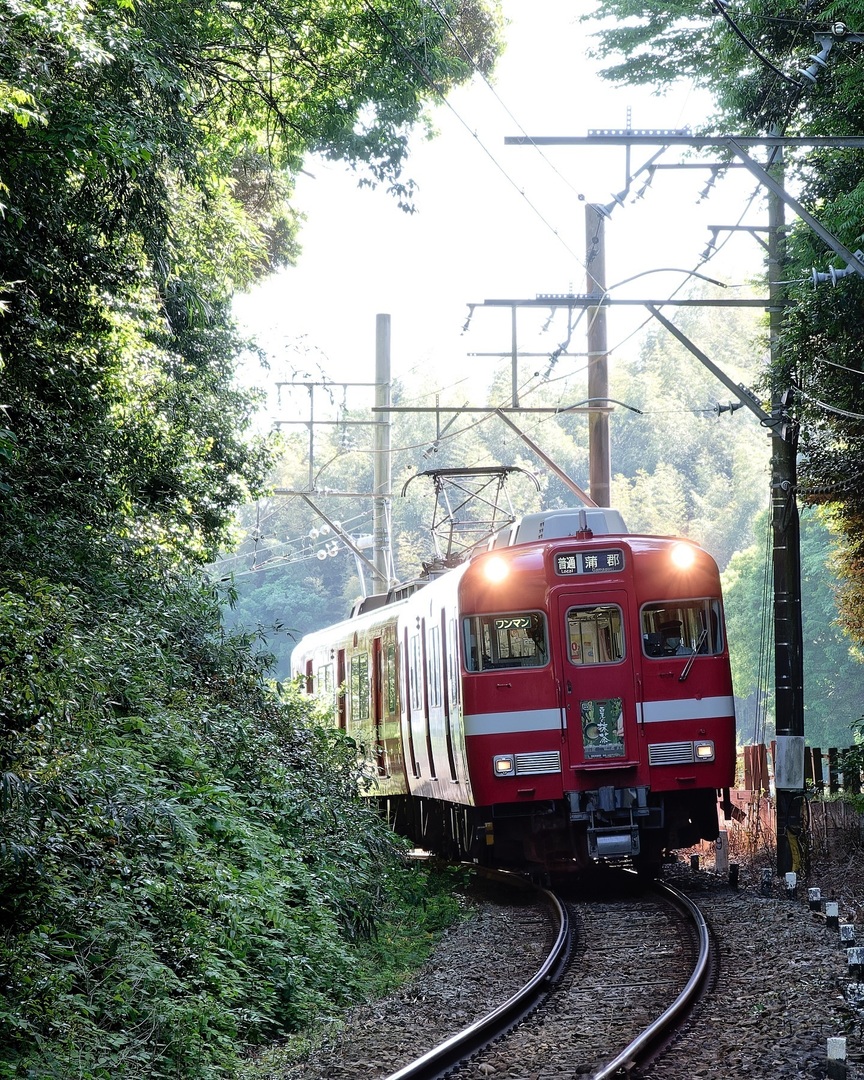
left=479, top=297, right=768, bottom=308
left=727, top=142, right=864, bottom=278
left=645, top=304, right=776, bottom=430
left=505, top=135, right=864, bottom=148
left=373, top=405, right=611, bottom=414
left=273, top=489, right=378, bottom=497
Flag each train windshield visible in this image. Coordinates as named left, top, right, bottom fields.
left=641, top=599, right=723, bottom=657
left=564, top=605, right=624, bottom=665
left=463, top=612, right=547, bottom=671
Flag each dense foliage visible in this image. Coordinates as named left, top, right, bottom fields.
left=722, top=508, right=864, bottom=748
left=0, top=0, right=502, bottom=565
left=585, top=0, right=864, bottom=645
left=0, top=559, right=439, bottom=1078
left=0, top=0, right=501, bottom=1075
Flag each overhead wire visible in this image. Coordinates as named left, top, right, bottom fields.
left=795, top=387, right=864, bottom=421
left=423, top=0, right=589, bottom=204
left=360, top=0, right=590, bottom=274
left=711, top=0, right=801, bottom=86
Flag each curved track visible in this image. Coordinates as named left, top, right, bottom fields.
left=383, top=874, right=570, bottom=1080
left=589, top=876, right=712, bottom=1079
left=384, top=871, right=713, bottom=1080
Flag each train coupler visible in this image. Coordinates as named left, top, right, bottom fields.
left=587, top=825, right=641, bottom=859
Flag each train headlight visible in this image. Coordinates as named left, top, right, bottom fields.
left=493, top=754, right=515, bottom=776
left=484, top=556, right=509, bottom=583
left=670, top=543, right=696, bottom=570
left=694, top=740, right=715, bottom=762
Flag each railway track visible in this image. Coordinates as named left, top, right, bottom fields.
left=384, top=871, right=713, bottom=1080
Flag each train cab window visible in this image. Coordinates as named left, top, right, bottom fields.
left=350, top=654, right=370, bottom=721
left=641, top=599, right=723, bottom=658
left=565, top=605, right=624, bottom=665
left=463, top=612, right=547, bottom=672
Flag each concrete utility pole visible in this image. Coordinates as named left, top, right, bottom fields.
left=586, top=205, right=611, bottom=507
left=767, top=148, right=805, bottom=876
left=373, top=314, right=394, bottom=588
left=272, top=316, right=395, bottom=593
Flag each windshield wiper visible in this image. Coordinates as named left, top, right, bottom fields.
left=679, top=629, right=709, bottom=682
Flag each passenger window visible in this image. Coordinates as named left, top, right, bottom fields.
left=641, top=599, right=723, bottom=658
left=350, top=654, right=370, bottom=720
left=565, top=605, right=624, bottom=665
left=463, top=612, right=547, bottom=672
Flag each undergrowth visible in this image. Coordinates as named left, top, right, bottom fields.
left=0, top=561, right=461, bottom=1079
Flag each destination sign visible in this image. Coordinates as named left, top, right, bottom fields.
left=554, top=549, right=625, bottom=576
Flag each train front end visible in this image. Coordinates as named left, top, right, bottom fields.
left=458, top=529, right=736, bottom=872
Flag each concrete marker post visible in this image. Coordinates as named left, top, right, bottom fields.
left=840, top=923, right=856, bottom=948
left=846, top=946, right=864, bottom=980
left=761, top=867, right=773, bottom=896
left=784, top=871, right=797, bottom=899
left=827, top=1036, right=847, bottom=1080
left=715, top=830, right=729, bottom=875
left=808, top=886, right=822, bottom=911
left=826, top=900, right=840, bottom=931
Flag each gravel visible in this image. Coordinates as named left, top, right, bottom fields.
left=250, top=857, right=864, bottom=1080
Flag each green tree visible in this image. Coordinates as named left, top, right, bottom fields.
left=0, top=0, right=503, bottom=567
left=584, top=0, right=864, bottom=643
left=722, top=508, right=864, bottom=748
left=0, top=1, right=503, bottom=1074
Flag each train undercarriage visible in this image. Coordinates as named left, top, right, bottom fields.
left=380, top=786, right=723, bottom=876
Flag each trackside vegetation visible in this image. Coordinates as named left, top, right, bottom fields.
left=0, top=0, right=501, bottom=1075
left=0, top=556, right=464, bottom=1078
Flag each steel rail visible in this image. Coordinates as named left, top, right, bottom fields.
left=382, top=881, right=570, bottom=1080
left=590, top=877, right=711, bottom=1080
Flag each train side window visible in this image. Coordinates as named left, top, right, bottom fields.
left=409, top=634, right=423, bottom=710
left=428, top=625, right=442, bottom=707
left=462, top=612, right=547, bottom=672
left=641, top=599, right=724, bottom=658
left=565, top=605, right=624, bottom=665
left=448, top=616, right=460, bottom=705
left=316, top=664, right=334, bottom=695
left=350, top=653, right=370, bottom=721
left=385, top=644, right=397, bottom=714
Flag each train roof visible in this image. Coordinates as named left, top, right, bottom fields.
left=488, top=506, right=628, bottom=548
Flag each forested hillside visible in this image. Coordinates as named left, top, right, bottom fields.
left=0, top=1, right=501, bottom=1076
left=586, top=0, right=864, bottom=655
left=220, top=291, right=864, bottom=748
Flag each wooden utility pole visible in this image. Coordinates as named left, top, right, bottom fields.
left=586, top=204, right=611, bottom=507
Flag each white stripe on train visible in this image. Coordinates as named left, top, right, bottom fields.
left=462, top=696, right=735, bottom=737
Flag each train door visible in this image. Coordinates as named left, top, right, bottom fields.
left=554, top=592, right=640, bottom=772
left=372, top=637, right=386, bottom=777
left=336, top=648, right=347, bottom=731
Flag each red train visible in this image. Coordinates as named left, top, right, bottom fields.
left=291, top=507, right=736, bottom=874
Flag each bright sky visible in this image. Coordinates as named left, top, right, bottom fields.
left=233, top=0, right=767, bottom=425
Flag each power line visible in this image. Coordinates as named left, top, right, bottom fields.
left=424, top=0, right=588, bottom=204
left=796, top=386, right=864, bottom=421
left=360, top=0, right=588, bottom=271
left=711, top=0, right=801, bottom=87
